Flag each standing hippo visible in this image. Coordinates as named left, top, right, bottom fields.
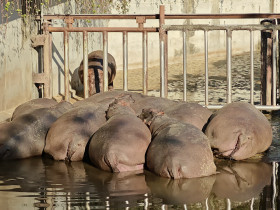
left=44, top=103, right=107, bottom=161
left=164, top=102, right=212, bottom=131
left=11, top=98, right=58, bottom=120
left=205, top=102, right=272, bottom=160
left=88, top=95, right=151, bottom=172
left=0, top=101, right=73, bottom=160
left=139, top=109, right=216, bottom=179
left=78, top=50, right=116, bottom=95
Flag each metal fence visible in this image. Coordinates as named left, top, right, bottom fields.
left=36, top=5, right=280, bottom=110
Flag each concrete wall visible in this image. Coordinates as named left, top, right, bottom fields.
left=1, top=0, right=280, bottom=112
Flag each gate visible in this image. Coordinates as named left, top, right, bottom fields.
left=34, top=5, right=280, bottom=110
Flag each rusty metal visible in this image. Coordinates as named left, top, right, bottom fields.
left=164, top=24, right=280, bottom=31
left=123, top=31, right=128, bottom=91
left=42, top=13, right=280, bottom=21
left=136, top=16, right=146, bottom=29
left=103, top=31, right=109, bottom=92
left=64, top=31, right=70, bottom=101
left=48, top=26, right=157, bottom=33
left=31, top=35, right=46, bottom=47
left=40, top=5, right=280, bottom=110
left=142, top=31, right=148, bottom=95
left=83, top=31, right=89, bottom=98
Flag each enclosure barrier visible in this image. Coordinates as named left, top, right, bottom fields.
left=37, top=5, right=280, bottom=110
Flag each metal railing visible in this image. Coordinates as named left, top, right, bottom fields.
left=38, top=5, right=280, bottom=110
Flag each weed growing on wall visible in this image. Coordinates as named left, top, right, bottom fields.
left=0, top=0, right=131, bottom=24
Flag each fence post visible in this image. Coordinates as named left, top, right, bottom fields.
left=159, top=5, right=167, bottom=98
left=261, top=19, right=276, bottom=106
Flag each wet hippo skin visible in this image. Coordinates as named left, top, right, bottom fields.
left=11, top=98, right=58, bottom=120
left=139, top=108, right=216, bottom=179
left=44, top=103, right=107, bottom=161
left=205, top=102, right=273, bottom=160
left=88, top=95, right=151, bottom=172
left=0, top=101, right=73, bottom=160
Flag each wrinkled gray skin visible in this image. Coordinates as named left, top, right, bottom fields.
left=11, top=98, right=58, bottom=120
left=205, top=102, right=272, bottom=160
left=89, top=95, right=151, bottom=172
left=78, top=50, right=116, bottom=95
left=0, top=101, right=73, bottom=160
left=44, top=103, right=107, bottom=161
left=212, top=161, right=272, bottom=202
left=164, top=102, right=212, bottom=131
left=139, top=109, right=216, bottom=179
left=145, top=170, right=216, bottom=204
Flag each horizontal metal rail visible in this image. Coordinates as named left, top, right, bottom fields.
left=41, top=13, right=280, bottom=21
left=163, top=24, right=280, bottom=31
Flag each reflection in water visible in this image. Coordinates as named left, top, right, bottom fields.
left=0, top=157, right=277, bottom=209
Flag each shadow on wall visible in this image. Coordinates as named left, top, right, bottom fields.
left=51, top=42, right=83, bottom=96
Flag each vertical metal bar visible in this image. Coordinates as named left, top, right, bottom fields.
left=250, top=30, right=254, bottom=105
left=103, top=31, right=108, bottom=92
left=165, top=32, right=168, bottom=97
left=183, top=30, right=187, bottom=101
left=160, top=41, right=165, bottom=98
left=123, top=31, right=128, bottom=91
left=205, top=30, right=209, bottom=106
left=49, top=34, right=53, bottom=98
left=143, top=31, right=148, bottom=95
left=159, top=5, right=166, bottom=98
left=272, top=29, right=277, bottom=106
left=250, top=198, right=254, bottom=210
left=43, top=33, right=50, bottom=98
left=83, top=31, right=89, bottom=98
left=64, top=31, right=70, bottom=102
left=226, top=29, right=232, bottom=104
left=226, top=198, right=231, bottom=210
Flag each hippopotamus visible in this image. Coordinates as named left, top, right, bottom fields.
left=11, top=98, right=58, bottom=120
left=139, top=109, right=216, bottom=179
left=212, top=160, right=272, bottom=202
left=88, top=95, right=151, bottom=172
left=164, top=102, right=212, bottom=131
left=0, top=101, right=73, bottom=160
left=73, top=90, right=179, bottom=116
left=205, top=102, right=273, bottom=160
left=44, top=103, right=107, bottom=161
left=78, top=50, right=116, bottom=95
left=145, top=170, right=215, bottom=204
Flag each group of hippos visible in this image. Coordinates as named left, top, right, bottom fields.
left=0, top=89, right=272, bottom=179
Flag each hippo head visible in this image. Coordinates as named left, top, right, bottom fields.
left=138, top=108, right=164, bottom=127
left=106, top=94, right=136, bottom=119
left=206, top=116, right=272, bottom=160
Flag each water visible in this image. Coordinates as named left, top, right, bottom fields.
left=1, top=52, right=279, bottom=209
left=0, top=114, right=279, bottom=210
